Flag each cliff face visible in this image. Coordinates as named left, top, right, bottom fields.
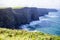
left=0, top=7, right=57, bottom=29
left=0, top=8, right=17, bottom=29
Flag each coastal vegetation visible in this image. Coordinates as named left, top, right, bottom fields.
left=0, top=28, right=60, bottom=40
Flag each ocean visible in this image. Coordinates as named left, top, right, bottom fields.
left=20, top=10, right=60, bottom=36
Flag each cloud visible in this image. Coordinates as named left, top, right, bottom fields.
left=0, top=0, right=60, bottom=9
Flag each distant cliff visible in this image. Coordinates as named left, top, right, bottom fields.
left=0, top=7, right=57, bottom=29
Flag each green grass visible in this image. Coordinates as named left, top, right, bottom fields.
left=0, top=28, right=60, bottom=40
left=0, top=6, right=24, bottom=9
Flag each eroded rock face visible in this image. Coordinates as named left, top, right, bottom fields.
left=0, top=7, right=57, bottom=29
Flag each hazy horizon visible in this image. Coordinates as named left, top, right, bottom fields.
left=0, top=0, right=60, bottom=9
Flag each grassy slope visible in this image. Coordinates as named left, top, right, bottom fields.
left=0, top=28, right=60, bottom=40
left=0, top=6, right=23, bottom=9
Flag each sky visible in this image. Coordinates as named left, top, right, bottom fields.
left=0, top=0, right=60, bottom=9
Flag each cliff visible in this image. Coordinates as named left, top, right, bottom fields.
left=0, top=7, right=57, bottom=29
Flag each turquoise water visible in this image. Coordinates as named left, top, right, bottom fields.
left=21, top=11, right=60, bottom=36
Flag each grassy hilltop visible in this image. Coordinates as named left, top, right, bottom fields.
left=0, top=28, right=60, bottom=40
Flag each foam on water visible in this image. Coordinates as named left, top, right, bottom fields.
left=21, top=10, right=60, bottom=36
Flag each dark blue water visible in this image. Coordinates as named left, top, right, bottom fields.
left=20, top=10, right=60, bottom=36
